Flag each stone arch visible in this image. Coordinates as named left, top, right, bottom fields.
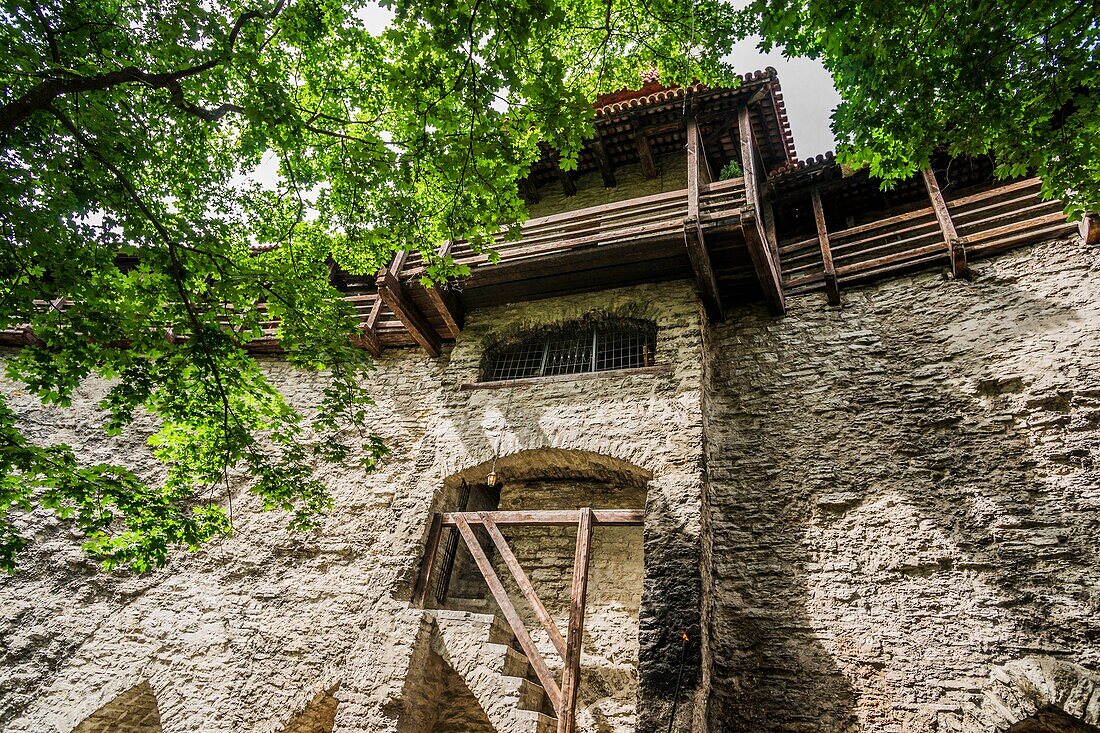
left=968, top=657, right=1100, bottom=731
left=395, top=620, right=495, bottom=733
left=72, top=681, right=162, bottom=733
left=432, top=447, right=651, bottom=607
left=1006, top=706, right=1100, bottom=732
left=278, top=685, right=340, bottom=733
left=443, top=446, right=653, bottom=491
left=424, top=447, right=652, bottom=733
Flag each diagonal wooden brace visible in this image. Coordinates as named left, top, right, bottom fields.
left=453, top=514, right=563, bottom=713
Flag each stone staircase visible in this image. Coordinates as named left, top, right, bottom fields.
left=431, top=598, right=558, bottom=733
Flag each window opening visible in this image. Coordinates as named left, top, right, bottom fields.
left=482, top=317, right=656, bottom=382
left=434, top=479, right=471, bottom=603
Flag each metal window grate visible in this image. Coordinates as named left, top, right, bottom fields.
left=433, top=479, right=471, bottom=604
left=482, top=317, right=656, bottom=382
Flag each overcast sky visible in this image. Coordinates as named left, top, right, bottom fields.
left=725, top=38, right=840, bottom=158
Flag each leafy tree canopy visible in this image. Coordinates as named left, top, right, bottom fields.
left=742, top=0, right=1099, bottom=218
left=0, top=0, right=1095, bottom=572
left=0, top=0, right=738, bottom=571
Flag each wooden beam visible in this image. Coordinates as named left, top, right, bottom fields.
left=592, top=137, right=617, bottom=188
left=811, top=187, right=841, bottom=306
left=420, top=240, right=463, bottom=338
left=412, top=512, right=443, bottom=607
left=542, top=144, right=577, bottom=197
left=739, top=106, right=785, bottom=314
left=453, top=514, right=564, bottom=713
left=684, top=222, right=724, bottom=322
left=351, top=298, right=384, bottom=357
left=481, top=513, right=568, bottom=660
left=921, top=168, right=969, bottom=278
left=557, top=507, right=594, bottom=733
left=441, top=509, right=644, bottom=527
left=376, top=256, right=442, bottom=357
left=557, top=167, right=577, bottom=197
left=685, top=115, right=724, bottom=322
left=741, top=208, right=785, bottom=314
left=519, top=178, right=540, bottom=204
left=738, top=106, right=759, bottom=210
left=630, top=113, right=657, bottom=179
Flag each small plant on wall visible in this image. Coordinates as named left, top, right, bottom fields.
left=719, top=160, right=743, bottom=180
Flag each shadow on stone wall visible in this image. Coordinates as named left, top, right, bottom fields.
left=702, top=371, right=859, bottom=731
left=704, top=246, right=1100, bottom=731
left=637, top=491, right=704, bottom=733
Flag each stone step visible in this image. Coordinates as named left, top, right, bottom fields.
left=488, top=615, right=517, bottom=646
left=501, top=646, right=540, bottom=682
left=515, top=678, right=549, bottom=713
left=515, top=710, right=558, bottom=733
left=444, top=595, right=496, bottom=614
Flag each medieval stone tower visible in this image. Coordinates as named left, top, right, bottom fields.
left=2, top=70, right=1099, bottom=733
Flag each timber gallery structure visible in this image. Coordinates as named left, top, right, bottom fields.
left=2, top=70, right=1099, bottom=733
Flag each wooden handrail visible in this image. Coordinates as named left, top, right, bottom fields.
left=441, top=509, right=644, bottom=526
left=396, top=180, right=747, bottom=279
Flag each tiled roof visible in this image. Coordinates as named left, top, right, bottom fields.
left=592, top=68, right=797, bottom=165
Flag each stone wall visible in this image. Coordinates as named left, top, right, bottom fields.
left=527, top=157, right=688, bottom=219
left=702, top=235, right=1100, bottom=732
left=3, top=210, right=1097, bottom=732
left=0, top=280, right=707, bottom=733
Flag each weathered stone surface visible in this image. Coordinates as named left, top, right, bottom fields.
left=703, top=235, right=1100, bottom=732
left=0, top=281, right=706, bottom=733
left=3, top=230, right=1098, bottom=733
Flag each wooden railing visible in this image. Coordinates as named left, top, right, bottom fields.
left=397, top=180, right=747, bottom=280
left=413, top=508, right=644, bottom=733
left=780, top=178, right=1074, bottom=294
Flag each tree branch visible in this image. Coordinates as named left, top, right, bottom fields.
left=0, top=0, right=289, bottom=135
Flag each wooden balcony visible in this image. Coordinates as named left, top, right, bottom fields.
left=398, top=177, right=747, bottom=306
left=0, top=172, right=1075, bottom=356
left=778, top=177, right=1075, bottom=296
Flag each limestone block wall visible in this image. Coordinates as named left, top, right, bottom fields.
left=702, top=235, right=1100, bottom=732
left=527, top=157, right=688, bottom=219
left=0, top=280, right=707, bottom=733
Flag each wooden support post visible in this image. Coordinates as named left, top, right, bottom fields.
left=376, top=254, right=442, bottom=357
left=453, top=514, right=563, bottom=713
left=685, top=115, right=724, bottom=322
left=422, top=284, right=461, bottom=338
left=519, top=178, right=540, bottom=204
left=557, top=507, right=593, bottom=733
left=542, top=144, right=577, bottom=197
left=738, top=107, right=759, bottom=210
left=921, top=168, right=969, bottom=278
left=557, top=167, right=577, bottom=197
left=739, top=106, right=785, bottom=314
left=412, top=513, right=443, bottom=607
left=811, top=187, right=841, bottom=306
left=481, top=513, right=568, bottom=659
left=592, top=137, right=617, bottom=188
left=352, top=298, right=384, bottom=356
left=630, top=113, right=658, bottom=179
left=421, top=240, right=463, bottom=339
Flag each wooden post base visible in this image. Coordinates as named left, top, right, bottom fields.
left=1079, top=213, right=1100, bottom=245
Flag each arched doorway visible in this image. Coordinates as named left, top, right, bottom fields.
left=411, top=448, right=650, bottom=733
left=1007, top=706, right=1100, bottom=733
left=73, top=682, right=162, bottom=733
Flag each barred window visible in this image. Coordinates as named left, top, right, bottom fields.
left=481, top=316, right=657, bottom=382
